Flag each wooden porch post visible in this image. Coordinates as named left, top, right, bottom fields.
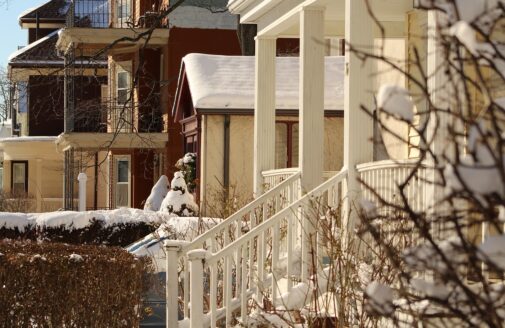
left=426, top=10, right=451, bottom=237
left=299, top=7, right=325, bottom=193
left=253, top=36, right=277, bottom=195
left=343, top=0, right=374, bottom=231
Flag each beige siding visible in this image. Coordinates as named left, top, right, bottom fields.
left=229, top=116, right=254, bottom=197
left=324, top=117, right=344, bottom=172
left=1, top=140, right=63, bottom=212
left=200, top=115, right=225, bottom=215
left=200, top=114, right=344, bottom=214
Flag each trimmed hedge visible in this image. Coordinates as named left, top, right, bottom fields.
left=0, top=220, right=157, bottom=247
left=0, top=240, right=153, bottom=327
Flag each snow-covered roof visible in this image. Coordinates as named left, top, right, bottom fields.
left=181, top=53, right=344, bottom=110
left=8, top=29, right=60, bottom=63
left=0, top=136, right=57, bottom=143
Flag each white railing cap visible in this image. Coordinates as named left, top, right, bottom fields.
left=356, top=159, right=428, bottom=172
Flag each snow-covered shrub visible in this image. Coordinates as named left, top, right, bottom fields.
left=0, top=208, right=173, bottom=246
left=175, top=153, right=197, bottom=193
left=143, top=175, right=169, bottom=211
left=0, top=240, right=152, bottom=326
left=160, top=172, right=199, bottom=217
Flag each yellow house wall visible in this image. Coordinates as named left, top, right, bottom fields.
left=1, top=140, right=63, bottom=212
left=200, top=114, right=344, bottom=214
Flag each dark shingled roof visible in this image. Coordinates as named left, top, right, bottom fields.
left=9, top=29, right=107, bottom=68
left=19, top=0, right=70, bottom=23
left=9, top=31, right=62, bottom=67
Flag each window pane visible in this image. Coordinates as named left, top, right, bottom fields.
left=13, top=163, right=26, bottom=184
left=117, top=89, right=129, bottom=105
left=116, top=184, right=129, bottom=207
left=275, top=123, right=288, bottom=169
left=117, top=160, right=129, bottom=183
left=291, top=124, right=299, bottom=168
left=12, top=163, right=26, bottom=194
left=117, top=71, right=129, bottom=89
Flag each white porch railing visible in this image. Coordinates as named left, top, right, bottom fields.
left=183, top=169, right=347, bottom=327
left=262, top=168, right=338, bottom=190
left=164, top=172, right=302, bottom=327
left=357, top=159, right=429, bottom=213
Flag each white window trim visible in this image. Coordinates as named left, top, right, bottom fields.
left=112, top=61, right=133, bottom=132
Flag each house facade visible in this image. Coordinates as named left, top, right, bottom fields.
left=173, top=53, right=345, bottom=214
left=4, top=0, right=106, bottom=212
left=160, top=1, right=455, bottom=327
left=55, top=0, right=242, bottom=210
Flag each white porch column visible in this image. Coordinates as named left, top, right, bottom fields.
left=253, top=36, right=277, bottom=195
left=299, top=7, right=325, bottom=193
left=36, top=159, right=42, bottom=212
left=343, top=0, right=374, bottom=228
left=426, top=10, right=451, bottom=237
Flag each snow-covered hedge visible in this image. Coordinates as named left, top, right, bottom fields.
left=0, top=240, right=152, bottom=326
left=0, top=208, right=174, bottom=246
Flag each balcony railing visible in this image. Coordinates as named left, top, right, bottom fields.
left=66, top=0, right=110, bottom=28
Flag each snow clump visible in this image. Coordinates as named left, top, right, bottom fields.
left=144, top=175, right=169, bottom=211
left=377, top=85, right=414, bottom=122
left=160, top=172, right=199, bottom=217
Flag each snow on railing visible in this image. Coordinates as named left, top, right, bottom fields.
left=184, top=169, right=347, bottom=327
left=164, top=171, right=301, bottom=327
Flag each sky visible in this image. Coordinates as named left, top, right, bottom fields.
left=0, top=0, right=48, bottom=67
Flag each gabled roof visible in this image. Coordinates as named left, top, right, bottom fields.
left=175, top=53, right=345, bottom=114
left=8, top=29, right=107, bottom=68
left=19, top=0, right=70, bottom=25
left=8, top=30, right=62, bottom=67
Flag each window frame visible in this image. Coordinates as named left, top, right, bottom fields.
left=114, top=155, right=131, bottom=208
left=275, top=121, right=299, bottom=169
left=11, top=160, right=28, bottom=194
left=113, top=62, right=133, bottom=132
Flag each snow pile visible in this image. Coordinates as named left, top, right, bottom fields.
left=69, top=253, right=84, bottom=263
left=0, top=208, right=173, bottom=232
left=377, top=85, right=414, bottom=122
left=126, top=217, right=221, bottom=271
left=0, top=213, right=32, bottom=232
left=143, top=175, right=169, bottom=211
left=160, top=172, right=199, bottom=217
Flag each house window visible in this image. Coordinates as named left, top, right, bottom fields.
left=117, top=71, right=130, bottom=105
left=275, top=122, right=299, bottom=169
left=113, top=63, right=132, bottom=132
left=11, top=161, right=28, bottom=195
left=116, top=0, right=131, bottom=27
left=184, top=134, right=198, bottom=154
left=114, top=156, right=130, bottom=208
